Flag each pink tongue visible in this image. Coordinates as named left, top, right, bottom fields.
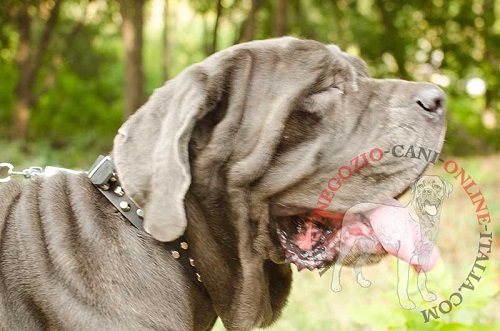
left=365, top=198, right=439, bottom=272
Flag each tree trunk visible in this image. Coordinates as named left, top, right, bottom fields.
left=273, top=0, right=287, bottom=37
left=483, top=0, right=499, bottom=126
left=374, top=0, right=410, bottom=79
left=162, top=0, right=169, bottom=81
left=202, top=13, right=211, bottom=56
left=120, top=0, right=145, bottom=119
left=209, top=0, right=223, bottom=55
left=12, top=0, right=62, bottom=140
left=12, top=4, right=32, bottom=140
left=237, top=0, right=265, bottom=43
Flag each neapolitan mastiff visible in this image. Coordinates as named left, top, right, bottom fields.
left=0, top=37, right=446, bottom=330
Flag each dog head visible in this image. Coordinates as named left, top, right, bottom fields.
left=411, top=175, right=453, bottom=217
left=112, top=38, right=447, bottom=329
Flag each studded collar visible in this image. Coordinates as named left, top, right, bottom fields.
left=88, top=156, right=206, bottom=292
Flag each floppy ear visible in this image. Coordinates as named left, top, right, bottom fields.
left=113, top=67, right=222, bottom=242
left=144, top=73, right=214, bottom=241
left=410, top=179, right=419, bottom=196
left=441, top=177, right=453, bottom=198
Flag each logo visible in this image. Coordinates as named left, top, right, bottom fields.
left=316, top=145, right=493, bottom=323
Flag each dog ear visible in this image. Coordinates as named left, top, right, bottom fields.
left=144, top=72, right=216, bottom=241
left=113, top=67, right=223, bottom=242
left=441, top=177, right=453, bottom=198
left=410, top=179, right=419, bottom=196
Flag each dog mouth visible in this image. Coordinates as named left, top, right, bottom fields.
left=270, top=198, right=439, bottom=272
left=423, top=200, right=438, bottom=215
left=271, top=205, right=383, bottom=270
left=420, top=198, right=441, bottom=216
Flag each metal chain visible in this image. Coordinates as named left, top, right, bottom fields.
left=0, top=163, right=44, bottom=183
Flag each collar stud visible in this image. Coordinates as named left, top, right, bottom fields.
left=114, top=186, right=125, bottom=197
left=88, top=155, right=206, bottom=292
left=119, top=201, right=131, bottom=211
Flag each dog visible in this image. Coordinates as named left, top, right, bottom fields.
left=0, top=37, right=446, bottom=330
left=330, top=175, right=452, bottom=310
left=403, top=175, right=453, bottom=307
left=409, top=175, right=453, bottom=243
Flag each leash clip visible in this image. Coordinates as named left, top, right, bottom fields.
left=0, top=163, right=44, bottom=182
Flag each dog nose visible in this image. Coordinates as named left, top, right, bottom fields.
left=415, top=85, right=446, bottom=116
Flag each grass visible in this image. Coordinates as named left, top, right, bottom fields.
left=1, top=142, right=498, bottom=330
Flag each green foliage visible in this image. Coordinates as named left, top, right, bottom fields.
left=1, top=0, right=499, bottom=157
left=0, top=0, right=123, bottom=160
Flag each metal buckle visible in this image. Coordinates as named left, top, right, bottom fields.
left=88, top=155, right=116, bottom=186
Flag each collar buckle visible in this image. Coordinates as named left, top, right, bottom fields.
left=88, top=156, right=116, bottom=187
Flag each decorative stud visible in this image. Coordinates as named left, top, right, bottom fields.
left=196, top=273, right=202, bottom=282
left=114, top=186, right=124, bottom=197
left=119, top=201, right=131, bottom=211
left=100, top=184, right=110, bottom=191
left=109, top=174, right=117, bottom=182
left=136, top=209, right=144, bottom=219
left=189, top=258, right=195, bottom=267
left=180, top=242, right=189, bottom=250
left=171, top=251, right=180, bottom=259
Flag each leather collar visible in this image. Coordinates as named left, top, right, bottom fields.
left=88, top=156, right=206, bottom=292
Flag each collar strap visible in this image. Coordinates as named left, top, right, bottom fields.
left=88, top=156, right=205, bottom=292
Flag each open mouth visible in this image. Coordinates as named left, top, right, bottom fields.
left=270, top=197, right=439, bottom=272
left=422, top=198, right=440, bottom=216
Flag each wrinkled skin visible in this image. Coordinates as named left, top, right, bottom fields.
left=0, top=38, right=446, bottom=331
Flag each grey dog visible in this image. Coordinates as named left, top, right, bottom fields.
left=0, top=37, right=446, bottom=330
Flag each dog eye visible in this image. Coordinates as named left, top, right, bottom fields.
left=433, top=185, right=441, bottom=190
left=329, top=82, right=345, bottom=94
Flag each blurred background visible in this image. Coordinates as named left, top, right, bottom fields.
left=0, top=0, right=499, bottom=330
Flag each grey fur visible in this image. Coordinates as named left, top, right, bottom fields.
left=0, top=37, right=446, bottom=330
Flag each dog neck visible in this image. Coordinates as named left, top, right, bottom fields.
left=87, top=155, right=206, bottom=292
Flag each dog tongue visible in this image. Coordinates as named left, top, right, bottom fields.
left=365, top=198, right=439, bottom=272
left=424, top=203, right=438, bottom=216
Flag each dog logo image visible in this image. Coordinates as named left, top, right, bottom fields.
left=328, top=175, right=452, bottom=310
